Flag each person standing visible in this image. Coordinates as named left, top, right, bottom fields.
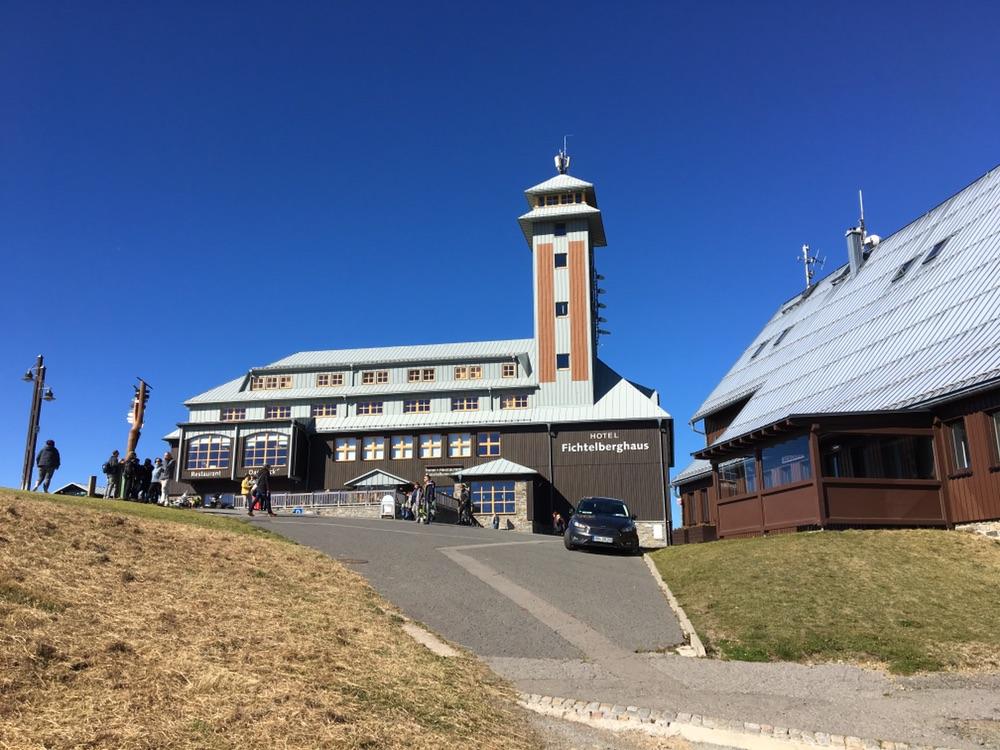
left=408, top=483, right=421, bottom=522
left=150, top=457, right=165, bottom=503
left=121, top=452, right=140, bottom=500
left=103, top=450, right=121, bottom=499
left=249, top=464, right=276, bottom=517
left=139, top=458, right=154, bottom=501
left=423, top=475, right=436, bottom=525
left=160, top=451, right=174, bottom=506
left=32, top=440, right=60, bottom=493
left=241, top=472, right=254, bottom=511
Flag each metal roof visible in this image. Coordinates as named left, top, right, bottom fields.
left=671, top=459, right=712, bottom=487
left=345, top=469, right=411, bottom=487
left=309, top=360, right=669, bottom=433
left=524, top=174, right=593, bottom=195
left=266, top=338, right=533, bottom=369
left=455, top=458, right=537, bottom=477
left=691, top=164, right=1000, bottom=448
left=517, top=203, right=607, bottom=248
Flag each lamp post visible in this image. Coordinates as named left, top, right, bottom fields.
left=20, top=355, right=56, bottom=491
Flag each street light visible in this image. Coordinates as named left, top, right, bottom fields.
left=20, top=355, right=56, bottom=491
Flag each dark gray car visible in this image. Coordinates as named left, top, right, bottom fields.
left=564, top=496, right=641, bottom=554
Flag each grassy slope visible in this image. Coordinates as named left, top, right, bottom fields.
left=0, top=490, right=539, bottom=749
left=651, top=529, right=1000, bottom=674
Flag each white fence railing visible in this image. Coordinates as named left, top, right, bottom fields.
left=233, top=489, right=405, bottom=511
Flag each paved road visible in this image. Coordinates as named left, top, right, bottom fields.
left=252, top=515, right=1000, bottom=750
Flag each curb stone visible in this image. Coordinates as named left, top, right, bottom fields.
left=642, top=554, right=707, bottom=657
left=517, top=693, right=963, bottom=750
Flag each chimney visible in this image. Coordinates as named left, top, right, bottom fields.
left=845, top=227, right=865, bottom=276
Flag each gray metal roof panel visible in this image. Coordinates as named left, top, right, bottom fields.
left=672, top=459, right=712, bottom=486
left=691, top=165, right=1000, bottom=446
left=524, top=174, right=593, bottom=195
left=455, top=458, right=538, bottom=476
left=267, top=338, right=534, bottom=369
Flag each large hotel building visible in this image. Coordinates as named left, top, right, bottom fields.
left=167, top=158, right=674, bottom=543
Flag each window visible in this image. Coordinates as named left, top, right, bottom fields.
left=265, top=405, right=291, bottom=420
left=556, top=353, right=570, bottom=370
left=892, top=257, right=918, bottom=283
left=419, top=434, right=443, bottom=459
left=820, top=434, right=936, bottom=479
left=220, top=407, right=246, bottom=422
left=357, top=401, right=383, bottom=416
left=451, top=397, right=479, bottom=412
left=243, top=432, right=288, bottom=468
left=948, top=419, right=971, bottom=471
left=761, top=435, right=812, bottom=489
left=501, top=394, right=528, bottom=409
left=454, top=365, right=482, bottom=380
left=407, top=368, right=435, bottom=382
left=334, top=437, right=357, bottom=462
left=536, top=192, right=584, bottom=208
left=555, top=302, right=568, bottom=317
left=315, top=372, right=345, bottom=387
left=186, top=435, right=231, bottom=470
left=991, top=411, right=1000, bottom=463
left=501, top=362, right=517, bottom=378
left=361, top=370, right=389, bottom=385
left=923, top=237, right=950, bottom=265
left=471, top=481, right=516, bottom=515
left=750, top=340, right=770, bottom=359
left=250, top=374, right=292, bottom=391
left=718, top=455, right=757, bottom=498
left=477, top=432, right=501, bottom=457
left=554, top=222, right=566, bottom=237
left=362, top=436, right=385, bottom=461
left=554, top=252, right=567, bottom=268
left=311, top=403, right=338, bottom=418
left=403, top=399, right=431, bottom=413
left=449, top=433, right=472, bottom=458
left=391, top=435, right=414, bottom=460
left=772, top=326, right=793, bottom=347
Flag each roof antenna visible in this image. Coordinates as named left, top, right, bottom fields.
left=799, top=244, right=824, bottom=289
left=554, top=134, right=572, bottom=174
left=858, top=189, right=866, bottom=239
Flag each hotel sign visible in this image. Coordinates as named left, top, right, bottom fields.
left=560, top=432, right=651, bottom=454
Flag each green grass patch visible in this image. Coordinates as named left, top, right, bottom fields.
left=2, top=488, right=285, bottom=543
left=651, top=529, right=1000, bottom=673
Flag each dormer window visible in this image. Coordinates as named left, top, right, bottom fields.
left=536, top=192, right=585, bottom=208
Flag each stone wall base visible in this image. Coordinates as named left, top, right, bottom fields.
left=313, top=505, right=381, bottom=519
left=955, top=520, right=1000, bottom=538
left=637, top=521, right=668, bottom=548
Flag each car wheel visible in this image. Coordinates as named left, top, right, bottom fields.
left=563, top=535, right=576, bottom=551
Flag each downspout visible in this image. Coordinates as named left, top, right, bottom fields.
left=657, top=418, right=670, bottom=545
left=546, top=422, right=555, bottom=527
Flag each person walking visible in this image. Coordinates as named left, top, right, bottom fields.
left=32, top=440, right=60, bottom=493
left=249, top=464, right=276, bottom=517
left=408, top=483, right=421, bottom=522
left=241, top=472, right=254, bottom=511
left=423, top=475, right=436, bottom=525
left=103, top=450, right=121, bottom=499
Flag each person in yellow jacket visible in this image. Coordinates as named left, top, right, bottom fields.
left=241, top=473, right=254, bottom=510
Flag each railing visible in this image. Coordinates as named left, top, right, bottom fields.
left=233, top=489, right=406, bottom=510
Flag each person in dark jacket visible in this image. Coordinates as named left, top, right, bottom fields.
left=138, top=458, right=154, bottom=501
left=422, top=475, right=436, bottom=525
left=248, top=464, right=276, bottom=517
left=32, top=440, right=60, bottom=492
left=121, top=451, right=140, bottom=500
left=103, top=450, right=121, bottom=498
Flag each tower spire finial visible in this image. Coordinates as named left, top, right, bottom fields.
left=554, top=134, right=572, bottom=174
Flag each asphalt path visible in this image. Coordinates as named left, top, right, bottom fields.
left=249, top=515, right=1000, bottom=750
left=256, top=515, right=684, bottom=660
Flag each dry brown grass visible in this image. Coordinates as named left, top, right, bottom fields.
left=0, top=491, right=540, bottom=749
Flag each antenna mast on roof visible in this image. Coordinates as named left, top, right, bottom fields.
left=554, top=135, right=572, bottom=174
left=799, top=244, right=824, bottom=289
left=859, top=189, right=866, bottom=239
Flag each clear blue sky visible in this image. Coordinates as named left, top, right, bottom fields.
left=2, top=1, right=998, bottom=522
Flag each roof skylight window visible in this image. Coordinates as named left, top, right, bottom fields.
left=830, top=267, right=851, bottom=286
left=751, top=339, right=770, bottom=359
left=922, top=237, right=950, bottom=265
left=772, top=326, right=794, bottom=347
left=891, top=257, right=918, bottom=283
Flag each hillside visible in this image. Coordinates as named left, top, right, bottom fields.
left=651, top=528, right=1000, bottom=674
left=0, top=491, right=538, bottom=749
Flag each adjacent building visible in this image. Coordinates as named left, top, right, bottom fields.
left=673, top=164, right=1000, bottom=543
left=168, top=157, right=674, bottom=543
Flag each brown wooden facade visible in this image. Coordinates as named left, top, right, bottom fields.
left=176, top=420, right=672, bottom=531
left=673, top=384, right=1000, bottom=543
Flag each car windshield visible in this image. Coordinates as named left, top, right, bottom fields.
left=575, top=498, right=629, bottom=517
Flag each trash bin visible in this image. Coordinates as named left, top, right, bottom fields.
left=380, top=495, right=396, bottom=519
